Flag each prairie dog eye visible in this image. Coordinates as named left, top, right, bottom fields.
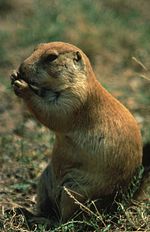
left=44, top=53, right=58, bottom=63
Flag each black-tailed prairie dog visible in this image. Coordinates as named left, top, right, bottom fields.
left=11, top=42, right=142, bottom=223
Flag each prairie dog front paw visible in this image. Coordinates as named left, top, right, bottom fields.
left=13, top=79, right=30, bottom=98
left=10, top=70, right=21, bottom=85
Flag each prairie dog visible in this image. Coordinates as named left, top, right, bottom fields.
left=11, top=42, right=142, bottom=223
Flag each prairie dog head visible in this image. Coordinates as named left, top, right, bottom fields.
left=18, top=42, right=93, bottom=105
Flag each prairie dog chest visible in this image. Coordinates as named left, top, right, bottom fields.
left=52, top=130, right=105, bottom=169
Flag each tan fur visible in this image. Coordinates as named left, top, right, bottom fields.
left=11, top=42, right=142, bottom=223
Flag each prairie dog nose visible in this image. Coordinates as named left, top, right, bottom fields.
left=18, top=62, right=34, bottom=79
left=18, top=63, right=27, bottom=77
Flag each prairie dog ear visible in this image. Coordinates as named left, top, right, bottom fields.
left=73, top=51, right=84, bottom=68
left=74, top=51, right=82, bottom=61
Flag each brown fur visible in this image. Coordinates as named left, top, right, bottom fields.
left=11, top=42, right=142, bottom=223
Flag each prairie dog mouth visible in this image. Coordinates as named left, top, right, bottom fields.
left=28, top=82, right=41, bottom=95
left=10, top=70, right=60, bottom=101
left=28, top=82, right=60, bottom=100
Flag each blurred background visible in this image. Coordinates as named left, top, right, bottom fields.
left=0, top=0, right=150, bottom=230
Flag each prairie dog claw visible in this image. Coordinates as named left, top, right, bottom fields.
left=10, top=70, right=21, bottom=85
